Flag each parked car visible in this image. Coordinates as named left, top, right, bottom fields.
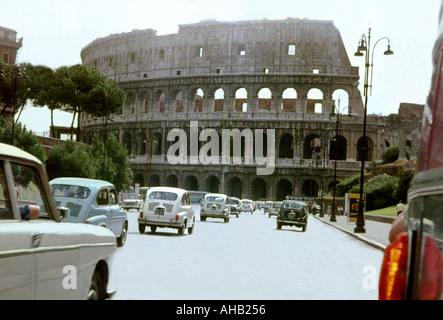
left=138, top=187, right=195, bottom=235
left=50, top=177, right=128, bottom=247
left=121, top=192, right=143, bottom=211
left=379, top=7, right=443, bottom=300
left=0, top=143, right=116, bottom=299
left=240, top=199, right=254, bottom=214
left=228, top=197, right=241, bottom=217
left=277, top=200, right=308, bottom=232
left=201, top=193, right=230, bottom=222
left=269, top=201, right=282, bottom=218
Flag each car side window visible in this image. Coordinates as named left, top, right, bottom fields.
left=11, top=162, right=48, bottom=219
left=109, top=188, right=117, bottom=206
left=97, top=189, right=109, bottom=206
left=0, top=161, right=12, bottom=219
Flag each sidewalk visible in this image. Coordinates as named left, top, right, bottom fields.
left=313, top=213, right=393, bottom=251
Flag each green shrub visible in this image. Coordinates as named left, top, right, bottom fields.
left=336, top=173, right=360, bottom=196
left=381, top=146, right=399, bottom=164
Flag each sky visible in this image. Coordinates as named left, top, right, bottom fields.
left=1, top=0, right=441, bottom=133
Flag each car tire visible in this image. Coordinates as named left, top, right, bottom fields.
left=277, top=222, right=282, bottom=230
left=138, top=223, right=146, bottom=234
left=88, top=270, right=103, bottom=300
left=188, top=220, right=195, bottom=234
left=150, top=226, right=157, bottom=233
left=117, top=222, right=128, bottom=247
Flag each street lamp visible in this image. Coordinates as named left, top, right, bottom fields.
left=353, top=28, right=393, bottom=233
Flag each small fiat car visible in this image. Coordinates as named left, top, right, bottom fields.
left=277, top=200, right=308, bottom=232
left=121, top=192, right=143, bottom=211
left=138, top=187, right=195, bottom=235
left=0, top=143, right=116, bottom=299
left=50, top=177, right=128, bottom=247
left=228, top=197, right=241, bottom=217
left=269, top=201, right=282, bottom=218
left=240, top=199, right=254, bottom=214
left=201, top=193, right=230, bottom=222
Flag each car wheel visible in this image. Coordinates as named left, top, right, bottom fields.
left=178, top=222, right=186, bottom=235
left=188, top=220, right=195, bottom=234
left=138, top=223, right=146, bottom=234
left=88, top=270, right=103, bottom=300
left=150, top=226, right=157, bottom=233
left=277, top=222, right=282, bottom=230
left=117, top=222, right=128, bottom=247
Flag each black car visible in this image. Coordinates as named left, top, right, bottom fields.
left=276, top=200, right=308, bottom=232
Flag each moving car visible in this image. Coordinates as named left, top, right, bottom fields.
left=269, top=201, right=282, bottom=218
left=201, top=193, right=230, bottom=222
left=121, top=192, right=143, bottom=211
left=277, top=200, right=308, bottom=232
left=50, top=177, right=128, bottom=247
left=138, top=187, right=195, bottom=235
left=0, top=143, right=116, bottom=299
left=263, top=201, right=273, bottom=214
left=228, top=196, right=241, bottom=217
left=379, top=8, right=443, bottom=300
left=240, top=199, right=254, bottom=214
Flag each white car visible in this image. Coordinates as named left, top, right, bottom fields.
left=240, top=199, right=254, bottom=214
left=201, top=193, right=230, bottom=223
left=138, top=187, right=195, bottom=235
left=0, top=143, right=116, bottom=299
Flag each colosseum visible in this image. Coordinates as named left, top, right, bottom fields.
left=80, top=18, right=422, bottom=200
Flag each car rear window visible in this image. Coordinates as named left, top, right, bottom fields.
left=51, top=184, right=90, bottom=199
left=206, top=196, right=224, bottom=202
left=149, top=191, right=178, bottom=201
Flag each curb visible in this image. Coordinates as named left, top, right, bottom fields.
left=313, top=215, right=387, bottom=252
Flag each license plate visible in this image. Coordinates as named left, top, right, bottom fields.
left=154, top=207, right=165, bottom=215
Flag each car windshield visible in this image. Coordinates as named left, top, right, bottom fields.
left=273, top=203, right=282, bottom=208
left=51, top=184, right=90, bottom=199
left=206, top=196, right=224, bottom=202
left=284, top=202, right=303, bottom=209
left=149, top=191, right=178, bottom=201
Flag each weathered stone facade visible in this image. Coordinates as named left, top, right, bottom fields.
left=80, top=18, right=422, bottom=200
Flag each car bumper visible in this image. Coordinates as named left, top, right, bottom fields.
left=201, top=213, right=229, bottom=219
left=279, top=219, right=307, bottom=226
left=138, top=218, right=184, bottom=228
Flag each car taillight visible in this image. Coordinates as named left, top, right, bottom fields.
left=175, top=214, right=179, bottom=221
left=139, top=211, right=143, bottom=218
left=379, top=232, right=408, bottom=300
left=379, top=232, right=443, bottom=300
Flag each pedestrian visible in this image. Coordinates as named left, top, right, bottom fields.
left=396, top=200, right=405, bottom=216
left=327, top=205, right=331, bottom=217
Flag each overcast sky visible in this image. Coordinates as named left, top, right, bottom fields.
left=1, top=0, right=441, bottom=133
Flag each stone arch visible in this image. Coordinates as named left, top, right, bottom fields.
left=151, top=132, right=162, bottom=155
left=251, top=178, right=267, bottom=200
left=136, top=132, right=146, bottom=155
left=227, top=176, right=243, bottom=199
left=332, top=89, right=350, bottom=114
left=214, top=88, right=225, bottom=112
left=123, top=132, right=132, bottom=155
left=276, top=179, right=292, bottom=201
left=154, top=90, right=166, bottom=113
left=257, top=87, right=272, bottom=110
left=235, top=88, right=248, bottom=112
left=184, top=175, right=199, bottom=191
left=307, top=88, right=323, bottom=114
left=166, top=174, right=178, bottom=187
left=125, top=91, right=136, bottom=115
left=175, top=90, right=184, bottom=113
left=281, top=88, right=297, bottom=112
left=302, top=179, right=319, bottom=197
left=279, top=133, right=294, bottom=158
left=356, top=136, right=374, bottom=161
left=329, top=135, right=347, bottom=160
left=193, top=88, right=204, bottom=112
left=303, top=134, right=320, bottom=159
left=149, top=174, right=160, bottom=187
left=134, top=173, right=144, bottom=186
left=206, top=175, right=220, bottom=193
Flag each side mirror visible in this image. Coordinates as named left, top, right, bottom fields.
left=58, top=207, right=68, bottom=221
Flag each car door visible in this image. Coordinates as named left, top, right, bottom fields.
left=109, top=187, right=125, bottom=236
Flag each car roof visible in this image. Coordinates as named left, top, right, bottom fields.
left=206, top=193, right=227, bottom=197
left=0, top=143, right=42, bottom=165
left=148, top=186, right=187, bottom=194
left=50, top=177, right=115, bottom=189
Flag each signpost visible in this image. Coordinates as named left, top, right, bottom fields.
left=345, top=193, right=365, bottom=223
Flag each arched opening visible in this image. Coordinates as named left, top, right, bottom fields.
left=279, top=133, right=294, bottom=158
left=194, top=88, right=204, bottom=112
left=281, top=88, right=297, bottom=112
left=206, top=175, right=220, bottom=193
left=332, top=89, right=350, bottom=114
left=166, top=175, right=178, bottom=188
left=257, top=88, right=272, bottom=110
left=251, top=178, right=267, bottom=200
left=134, top=173, right=144, bottom=186
left=303, top=134, right=320, bottom=159
left=149, top=174, right=160, bottom=187
left=214, top=88, right=224, bottom=112
left=329, top=135, right=347, bottom=160
left=227, top=177, right=243, bottom=199
left=276, top=179, right=292, bottom=201
left=123, top=132, right=132, bottom=155
left=307, top=88, right=323, bottom=114
left=302, top=179, right=319, bottom=197
left=151, top=132, right=162, bottom=156
left=357, top=137, right=374, bottom=161
left=175, top=90, right=184, bottom=113
left=184, top=175, right=199, bottom=191
left=235, top=88, right=248, bottom=112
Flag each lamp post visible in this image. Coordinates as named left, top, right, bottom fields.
left=353, top=28, right=393, bottom=233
